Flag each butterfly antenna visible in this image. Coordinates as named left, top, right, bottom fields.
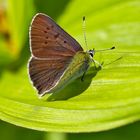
left=95, top=46, right=115, bottom=52
left=82, top=16, right=88, bottom=50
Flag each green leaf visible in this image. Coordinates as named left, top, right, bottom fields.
left=7, top=0, right=35, bottom=56
left=0, top=0, right=140, bottom=132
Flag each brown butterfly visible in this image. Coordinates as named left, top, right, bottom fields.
left=28, top=13, right=115, bottom=97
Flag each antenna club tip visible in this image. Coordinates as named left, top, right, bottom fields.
left=83, top=16, right=85, bottom=21
left=111, top=46, right=115, bottom=49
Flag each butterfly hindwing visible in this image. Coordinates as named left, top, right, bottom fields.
left=29, top=57, right=72, bottom=95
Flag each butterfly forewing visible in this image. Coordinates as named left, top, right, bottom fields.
left=29, top=13, right=83, bottom=95
left=30, top=13, right=83, bottom=59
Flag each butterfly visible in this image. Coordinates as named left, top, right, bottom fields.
left=28, top=13, right=115, bottom=97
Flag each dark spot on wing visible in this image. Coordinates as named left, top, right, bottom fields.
left=64, top=40, right=67, bottom=43
left=54, top=33, right=59, bottom=38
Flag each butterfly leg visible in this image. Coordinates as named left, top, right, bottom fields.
left=81, top=65, right=89, bottom=81
left=92, top=59, right=102, bottom=68
left=81, top=71, right=86, bottom=81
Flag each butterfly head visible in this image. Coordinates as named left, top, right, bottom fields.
left=87, top=49, right=95, bottom=58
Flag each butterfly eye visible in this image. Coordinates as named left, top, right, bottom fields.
left=64, top=41, right=67, bottom=43
left=90, top=53, right=93, bottom=57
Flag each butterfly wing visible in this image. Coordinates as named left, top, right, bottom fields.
left=30, top=13, right=83, bottom=59
left=29, top=57, right=71, bottom=96
left=29, top=13, right=83, bottom=96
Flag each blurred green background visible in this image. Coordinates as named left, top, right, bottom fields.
left=0, top=0, right=140, bottom=139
